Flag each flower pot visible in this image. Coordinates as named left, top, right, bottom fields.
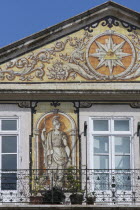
left=30, top=196, right=43, bottom=204
left=41, top=187, right=65, bottom=204
left=86, top=196, right=96, bottom=205
left=70, top=193, right=83, bottom=204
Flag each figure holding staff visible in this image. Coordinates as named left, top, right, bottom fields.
left=41, top=116, right=71, bottom=170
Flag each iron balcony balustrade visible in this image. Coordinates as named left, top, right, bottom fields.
left=0, top=169, right=139, bottom=204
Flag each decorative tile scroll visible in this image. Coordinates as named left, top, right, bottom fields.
left=0, top=17, right=140, bottom=82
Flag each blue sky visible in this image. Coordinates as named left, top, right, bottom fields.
left=0, top=0, right=140, bottom=48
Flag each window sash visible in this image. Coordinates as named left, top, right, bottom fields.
left=0, top=119, right=19, bottom=191
left=92, top=135, right=131, bottom=170
left=90, top=118, right=131, bottom=135
left=89, top=117, right=132, bottom=170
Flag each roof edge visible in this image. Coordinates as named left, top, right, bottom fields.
left=0, top=1, right=140, bottom=64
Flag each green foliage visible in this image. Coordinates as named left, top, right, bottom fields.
left=65, top=166, right=83, bottom=193
left=30, top=175, right=46, bottom=196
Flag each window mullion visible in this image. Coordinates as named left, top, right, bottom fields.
left=111, top=135, right=114, bottom=170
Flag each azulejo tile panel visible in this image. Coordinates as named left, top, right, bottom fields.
left=1, top=16, right=140, bottom=82
left=32, top=102, right=79, bottom=170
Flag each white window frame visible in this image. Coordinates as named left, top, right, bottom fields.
left=0, top=117, right=19, bottom=192
left=89, top=116, right=133, bottom=192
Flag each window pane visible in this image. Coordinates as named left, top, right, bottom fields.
left=1, top=173, right=17, bottom=190
left=115, top=156, right=130, bottom=169
left=93, top=120, right=108, bottom=131
left=94, top=155, right=109, bottom=169
left=114, top=120, right=129, bottom=131
left=2, top=120, right=17, bottom=131
left=2, top=136, right=17, bottom=153
left=115, top=136, right=130, bottom=154
left=2, top=154, right=17, bottom=170
left=94, top=136, right=109, bottom=153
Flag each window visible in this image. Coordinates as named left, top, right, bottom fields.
left=90, top=117, right=132, bottom=191
left=0, top=119, right=18, bottom=190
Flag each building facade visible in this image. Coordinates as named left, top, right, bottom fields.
left=0, top=1, right=140, bottom=205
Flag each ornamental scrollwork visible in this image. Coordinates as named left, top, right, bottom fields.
left=0, top=18, right=140, bottom=82
left=119, top=31, right=140, bottom=80
left=84, top=16, right=138, bottom=33
left=47, top=30, right=140, bottom=81
left=18, top=101, right=38, bottom=109
left=130, top=102, right=140, bottom=108
left=80, top=102, right=93, bottom=108
left=0, top=33, right=94, bottom=81
left=18, top=101, right=31, bottom=108
left=47, top=32, right=102, bottom=81
left=0, top=38, right=70, bottom=81
left=50, top=101, right=61, bottom=107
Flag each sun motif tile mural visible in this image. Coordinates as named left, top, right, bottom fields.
left=0, top=16, right=140, bottom=82
left=87, top=31, right=135, bottom=79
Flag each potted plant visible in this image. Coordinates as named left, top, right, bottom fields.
left=30, top=175, right=45, bottom=204
left=65, top=167, right=83, bottom=204
left=41, top=187, right=65, bottom=204
left=86, top=192, right=96, bottom=205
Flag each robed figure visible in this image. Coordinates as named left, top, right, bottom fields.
left=41, top=116, right=71, bottom=170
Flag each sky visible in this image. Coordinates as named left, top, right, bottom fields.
left=0, top=0, right=140, bottom=48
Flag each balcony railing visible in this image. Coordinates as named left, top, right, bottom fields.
left=0, top=169, right=140, bottom=205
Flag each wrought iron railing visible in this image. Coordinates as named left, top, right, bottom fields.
left=0, top=169, right=140, bottom=204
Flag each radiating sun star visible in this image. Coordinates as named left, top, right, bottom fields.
left=89, top=36, right=131, bottom=75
